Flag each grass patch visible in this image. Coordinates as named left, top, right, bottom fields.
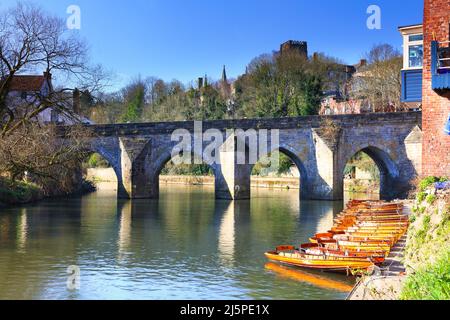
left=423, top=215, right=431, bottom=230
left=426, top=194, right=437, bottom=205
left=417, top=192, right=427, bottom=203
left=401, top=251, right=450, bottom=300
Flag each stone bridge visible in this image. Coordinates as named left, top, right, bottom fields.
left=74, top=112, right=422, bottom=201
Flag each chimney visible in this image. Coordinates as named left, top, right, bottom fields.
left=313, top=52, right=319, bottom=62
left=43, top=71, right=52, bottom=80
left=73, top=88, right=81, bottom=114
left=359, top=59, right=367, bottom=67
left=43, top=71, right=53, bottom=91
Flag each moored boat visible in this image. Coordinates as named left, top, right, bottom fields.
left=264, top=200, right=408, bottom=275
left=264, top=247, right=375, bottom=272
left=300, top=244, right=385, bottom=264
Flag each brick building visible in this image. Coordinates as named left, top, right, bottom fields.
left=421, top=0, right=450, bottom=177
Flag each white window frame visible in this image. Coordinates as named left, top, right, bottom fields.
left=401, top=28, right=424, bottom=70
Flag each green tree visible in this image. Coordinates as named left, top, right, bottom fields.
left=120, top=80, right=146, bottom=123
left=298, top=75, right=323, bottom=116
left=234, top=51, right=324, bottom=118
left=350, top=43, right=403, bottom=112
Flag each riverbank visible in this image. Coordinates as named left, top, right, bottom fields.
left=87, top=168, right=381, bottom=193
left=87, top=168, right=301, bottom=190
left=0, top=178, right=44, bottom=207
left=0, top=177, right=96, bottom=208
left=347, top=202, right=411, bottom=300
left=348, top=177, right=450, bottom=300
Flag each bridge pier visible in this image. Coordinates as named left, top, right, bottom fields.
left=118, top=137, right=156, bottom=199
left=215, top=133, right=252, bottom=200
left=306, top=128, right=343, bottom=200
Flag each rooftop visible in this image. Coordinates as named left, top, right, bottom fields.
left=2, top=72, right=51, bottom=92
left=398, top=24, right=423, bottom=31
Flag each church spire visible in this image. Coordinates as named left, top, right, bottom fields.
left=222, top=65, right=228, bottom=83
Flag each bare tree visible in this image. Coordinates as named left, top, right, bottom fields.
left=0, top=123, right=92, bottom=194
left=350, top=44, right=403, bottom=112
left=0, top=2, right=106, bottom=137
left=0, top=2, right=105, bottom=195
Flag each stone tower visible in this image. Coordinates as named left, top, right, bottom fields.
left=280, top=40, right=308, bottom=57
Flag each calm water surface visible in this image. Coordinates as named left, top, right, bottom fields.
left=0, top=184, right=362, bottom=300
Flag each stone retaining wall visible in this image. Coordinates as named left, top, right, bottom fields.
left=86, top=168, right=300, bottom=190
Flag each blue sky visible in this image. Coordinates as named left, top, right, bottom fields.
left=1, top=0, right=424, bottom=90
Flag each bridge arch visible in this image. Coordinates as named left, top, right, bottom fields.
left=149, top=148, right=218, bottom=198
left=250, top=145, right=309, bottom=199
left=82, top=137, right=130, bottom=197
left=152, top=147, right=218, bottom=178
left=340, top=145, right=400, bottom=200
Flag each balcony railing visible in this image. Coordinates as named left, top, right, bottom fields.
left=431, top=40, right=450, bottom=90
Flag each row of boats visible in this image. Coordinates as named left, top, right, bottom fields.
left=264, top=200, right=408, bottom=274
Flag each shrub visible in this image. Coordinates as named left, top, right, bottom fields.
left=0, top=178, right=43, bottom=204
left=401, top=251, right=450, bottom=300
left=418, top=176, right=448, bottom=193
left=422, top=215, right=431, bottom=231
left=87, top=153, right=110, bottom=168
left=417, top=192, right=427, bottom=203
left=426, top=194, right=437, bottom=205
left=418, top=177, right=439, bottom=192
left=80, top=179, right=97, bottom=194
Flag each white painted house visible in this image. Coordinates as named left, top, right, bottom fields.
left=5, top=72, right=91, bottom=125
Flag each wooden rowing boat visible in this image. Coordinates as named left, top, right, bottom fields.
left=311, top=231, right=398, bottom=244
left=310, top=235, right=395, bottom=246
left=300, top=244, right=385, bottom=264
left=335, top=214, right=408, bottom=220
left=329, top=229, right=405, bottom=238
left=332, top=225, right=407, bottom=232
left=317, top=240, right=392, bottom=252
left=264, top=200, right=407, bottom=275
left=264, top=248, right=375, bottom=272
left=336, top=225, right=407, bottom=231
left=301, top=243, right=388, bottom=257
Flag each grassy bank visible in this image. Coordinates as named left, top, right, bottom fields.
left=0, top=177, right=96, bottom=207
left=0, top=178, right=44, bottom=206
left=401, top=177, right=450, bottom=300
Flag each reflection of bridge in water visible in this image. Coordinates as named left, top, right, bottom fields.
left=0, top=187, right=347, bottom=299
left=65, top=112, right=422, bottom=201
left=114, top=187, right=342, bottom=266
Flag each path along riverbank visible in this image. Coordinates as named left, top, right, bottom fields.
left=347, top=202, right=411, bottom=300
left=348, top=180, right=450, bottom=300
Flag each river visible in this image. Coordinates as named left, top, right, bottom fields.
left=0, top=184, right=374, bottom=300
